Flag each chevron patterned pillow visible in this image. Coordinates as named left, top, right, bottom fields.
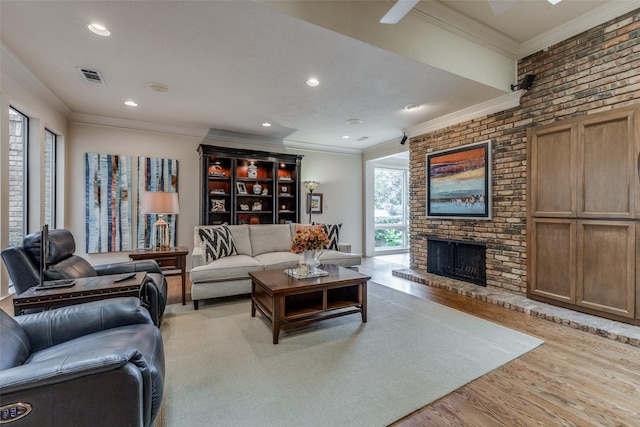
left=314, top=223, right=341, bottom=250
left=198, top=225, right=238, bottom=263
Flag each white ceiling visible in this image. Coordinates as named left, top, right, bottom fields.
left=1, top=0, right=638, bottom=152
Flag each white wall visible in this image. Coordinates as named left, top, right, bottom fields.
left=67, top=123, right=363, bottom=268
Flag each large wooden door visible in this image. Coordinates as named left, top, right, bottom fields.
left=528, top=106, right=639, bottom=323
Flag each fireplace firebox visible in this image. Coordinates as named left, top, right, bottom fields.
left=427, top=237, right=486, bottom=286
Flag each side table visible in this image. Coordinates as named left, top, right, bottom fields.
left=14, top=272, right=147, bottom=315
left=129, top=246, right=189, bottom=305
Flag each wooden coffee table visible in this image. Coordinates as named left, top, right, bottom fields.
left=13, top=272, right=147, bottom=315
left=250, top=264, right=370, bottom=344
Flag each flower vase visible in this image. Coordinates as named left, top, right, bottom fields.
left=302, top=249, right=321, bottom=273
left=302, top=249, right=322, bottom=272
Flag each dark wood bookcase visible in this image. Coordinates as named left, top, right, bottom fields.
left=198, top=145, right=303, bottom=225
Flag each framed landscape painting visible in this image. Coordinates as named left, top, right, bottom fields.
left=426, top=140, right=491, bottom=219
left=307, top=193, right=323, bottom=214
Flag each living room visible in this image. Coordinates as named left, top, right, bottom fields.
left=2, top=1, right=640, bottom=426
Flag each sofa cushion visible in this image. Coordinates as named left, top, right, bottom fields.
left=253, top=252, right=301, bottom=270
left=190, top=255, right=264, bottom=283
left=249, top=224, right=292, bottom=256
left=318, top=249, right=361, bottom=268
left=227, top=225, right=251, bottom=256
left=198, top=226, right=238, bottom=263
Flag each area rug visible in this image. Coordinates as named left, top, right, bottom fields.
left=156, top=283, right=543, bottom=427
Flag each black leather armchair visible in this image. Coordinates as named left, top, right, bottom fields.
left=0, top=297, right=164, bottom=427
left=1, top=229, right=168, bottom=326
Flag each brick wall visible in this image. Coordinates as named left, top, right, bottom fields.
left=410, top=9, right=640, bottom=294
left=8, top=110, right=25, bottom=247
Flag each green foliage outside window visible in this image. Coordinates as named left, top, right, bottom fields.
left=375, top=229, right=404, bottom=247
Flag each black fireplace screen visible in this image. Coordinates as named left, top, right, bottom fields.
left=427, top=238, right=486, bottom=286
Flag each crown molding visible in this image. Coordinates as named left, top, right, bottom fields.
left=70, top=114, right=364, bottom=155
left=406, top=90, right=523, bottom=137
left=518, top=1, right=640, bottom=58
left=280, top=139, right=363, bottom=156
left=203, top=128, right=362, bottom=155
left=1, top=44, right=71, bottom=116
left=411, top=1, right=640, bottom=60
left=363, top=137, right=409, bottom=162
left=69, top=113, right=209, bottom=139
left=411, top=1, right=519, bottom=58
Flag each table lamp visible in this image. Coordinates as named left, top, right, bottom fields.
left=303, top=180, right=319, bottom=223
left=141, top=191, right=180, bottom=250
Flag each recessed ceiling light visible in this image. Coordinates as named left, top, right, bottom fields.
left=306, top=78, right=320, bottom=87
left=124, top=100, right=138, bottom=107
left=345, top=118, right=362, bottom=125
left=146, top=82, right=170, bottom=93
left=87, top=23, right=111, bottom=37
left=547, top=0, right=562, bottom=4
left=262, top=122, right=272, bottom=127
left=404, top=104, right=420, bottom=111
left=342, top=135, right=350, bottom=139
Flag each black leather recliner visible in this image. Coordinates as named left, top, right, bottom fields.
left=0, top=297, right=164, bottom=427
left=1, top=229, right=168, bottom=326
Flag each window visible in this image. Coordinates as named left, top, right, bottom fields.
left=374, top=167, right=409, bottom=250
left=8, top=107, right=28, bottom=247
left=44, top=128, right=57, bottom=227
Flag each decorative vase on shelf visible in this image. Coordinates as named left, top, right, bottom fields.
left=253, top=183, right=262, bottom=195
left=248, top=161, right=258, bottom=178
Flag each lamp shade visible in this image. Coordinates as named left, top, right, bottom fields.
left=303, top=181, right=319, bottom=192
left=141, top=191, right=179, bottom=214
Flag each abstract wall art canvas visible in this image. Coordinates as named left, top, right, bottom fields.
left=137, top=157, right=178, bottom=248
left=85, top=153, right=132, bottom=252
left=426, top=140, right=492, bottom=219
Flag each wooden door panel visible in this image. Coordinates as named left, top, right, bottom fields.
left=637, top=222, right=640, bottom=321
left=579, top=111, right=635, bottom=218
left=577, top=220, right=635, bottom=318
left=528, top=125, right=576, bottom=216
left=529, top=219, right=575, bottom=303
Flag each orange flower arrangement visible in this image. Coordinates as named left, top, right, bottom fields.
left=291, top=225, right=329, bottom=252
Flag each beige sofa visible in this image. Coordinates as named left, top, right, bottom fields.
left=190, top=223, right=361, bottom=309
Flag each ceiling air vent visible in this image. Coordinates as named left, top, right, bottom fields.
left=76, top=67, right=105, bottom=85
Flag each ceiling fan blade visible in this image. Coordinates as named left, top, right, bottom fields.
left=380, top=0, right=421, bottom=24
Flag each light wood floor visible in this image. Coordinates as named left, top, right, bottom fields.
left=170, top=255, right=640, bottom=426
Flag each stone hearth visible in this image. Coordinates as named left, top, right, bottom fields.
left=392, top=268, right=640, bottom=348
